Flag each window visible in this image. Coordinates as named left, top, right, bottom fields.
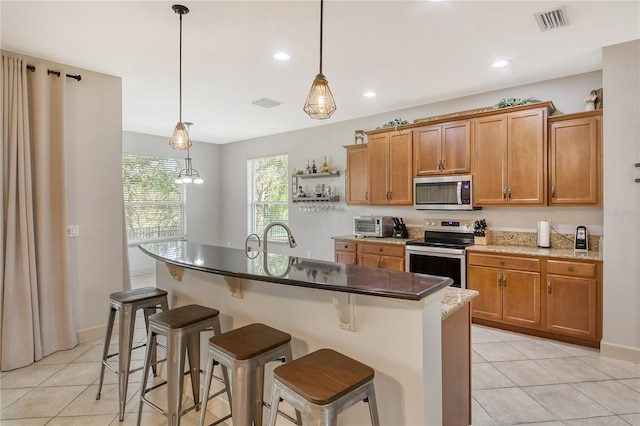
left=122, top=154, right=186, bottom=243
left=247, top=154, right=289, bottom=237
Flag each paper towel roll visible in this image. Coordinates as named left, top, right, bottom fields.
left=537, top=220, right=550, bottom=248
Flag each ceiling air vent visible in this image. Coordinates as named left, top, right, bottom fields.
left=250, top=98, right=282, bottom=109
left=534, top=5, right=569, bottom=32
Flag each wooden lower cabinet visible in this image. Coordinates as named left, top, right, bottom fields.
left=467, top=254, right=541, bottom=329
left=468, top=251, right=602, bottom=347
left=334, top=239, right=404, bottom=271
left=546, top=260, right=599, bottom=339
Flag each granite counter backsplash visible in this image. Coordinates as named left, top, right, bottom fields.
left=490, top=230, right=601, bottom=252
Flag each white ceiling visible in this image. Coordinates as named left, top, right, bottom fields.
left=2, top=1, right=638, bottom=144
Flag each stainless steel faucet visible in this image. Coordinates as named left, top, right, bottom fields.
left=244, top=233, right=261, bottom=253
left=263, top=222, right=297, bottom=253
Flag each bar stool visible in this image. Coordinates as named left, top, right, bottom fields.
left=137, top=304, right=231, bottom=426
left=267, top=348, right=380, bottom=426
left=96, top=287, right=169, bottom=421
left=199, top=323, right=301, bottom=426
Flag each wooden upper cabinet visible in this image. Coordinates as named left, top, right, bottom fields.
left=473, top=107, right=547, bottom=206
left=345, top=144, right=369, bottom=205
left=366, top=130, right=413, bottom=205
left=414, top=121, right=471, bottom=176
left=473, top=114, right=508, bottom=205
left=548, top=111, right=602, bottom=206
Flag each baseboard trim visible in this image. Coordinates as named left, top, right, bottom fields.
left=131, top=268, right=155, bottom=277
left=600, top=341, right=640, bottom=364
left=77, top=324, right=108, bottom=343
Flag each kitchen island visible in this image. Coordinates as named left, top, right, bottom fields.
left=140, top=241, right=475, bottom=425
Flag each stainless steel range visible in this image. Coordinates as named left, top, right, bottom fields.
left=405, top=219, right=475, bottom=288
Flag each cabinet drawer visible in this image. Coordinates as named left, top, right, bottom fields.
left=468, top=253, right=540, bottom=272
left=334, top=241, right=356, bottom=253
left=547, top=260, right=596, bottom=278
left=359, top=243, right=405, bottom=258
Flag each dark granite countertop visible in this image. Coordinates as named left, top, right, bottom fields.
left=139, top=241, right=452, bottom=301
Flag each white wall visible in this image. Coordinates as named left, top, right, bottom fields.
left=2, top=50, right=125, bottom=337
left=123, top=131, right=222, bottom=274
left=601, top=40, right=640, bottom=362
left=220, top=71, right=605, bottom=261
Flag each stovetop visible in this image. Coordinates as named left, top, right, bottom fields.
left=406, top=239, right=473, bottom=250
left=406, top=218, right=476, bottom=250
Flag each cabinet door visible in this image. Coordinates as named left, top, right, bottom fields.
left=441, top=121, right=471, bottom=174
left=380, top=256, right=405, bottom=271
left=549, top=116, right=599, bottom=205
left=467, top=265, right=503, bottom=321
left=388, top=131, right=413, bottom=205
left=502, top=269, right=541, bottom=329
left=358, top=253, right=381, bottom=269
left=473, top=116, right=508, bottom=205
left=335, top=252, right=357, bottom=265
left=546, top=275, right=597, bottom=339
left=507, top=109, right=546, bottom=205
left=367, top=133, right=390, bottom=205
left=414, top=125, right=442, bottom=176
left=345, top=145, right=369, bottom=205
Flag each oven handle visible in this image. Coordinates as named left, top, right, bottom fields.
left=405, top=247, right=467, bottom=257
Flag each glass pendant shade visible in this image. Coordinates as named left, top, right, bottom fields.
left=303, top=73, right=336, bottom=120
left=169, top=122, right=191, bottom=150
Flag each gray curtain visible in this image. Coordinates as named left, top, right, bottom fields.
left=1, top=55, right=77, bottom=371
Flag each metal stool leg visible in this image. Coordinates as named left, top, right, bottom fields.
left=231, top=361, right=254, bottom=426
left=266, top=384, right=281, bottom=426
left=210, top=317, right=232, bottom=409
left=117, top=303, right=137, bottom=421
left=96, top=306, right=116, bottom=400
left=366, top=383, right=380, bottom=426
left=166, top=332, right=187, bottom=426
left=143, top=307, right=159, bottom=376
left=254, top=364, right=265, bottom=426
left=186, top=331, right=201, bottom=410
left=137, top=330, right=157, bottom=426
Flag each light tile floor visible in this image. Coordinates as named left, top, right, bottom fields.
left=1, top=274, right=639, bottom=425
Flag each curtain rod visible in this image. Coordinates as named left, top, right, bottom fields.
left=26, top=64, right=81, bottom=81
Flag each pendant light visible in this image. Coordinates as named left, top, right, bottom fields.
left=169, top=4, right=191, bottom=150
left=303, top=0, right=336, bottom=120
left=175, top=122, right=203, bottom=184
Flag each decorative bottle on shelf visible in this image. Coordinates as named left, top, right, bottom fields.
left=320, top=156, right=330, bottom=173
left=306, top=159, right=311, bottom=174
left=312, top=159, right=317, bottom=173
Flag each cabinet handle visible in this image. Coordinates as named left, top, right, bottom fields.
left=499, top=259, right=505, bottom=265
left=568, top=266, right=574, bottom=272
left=388, top=191, right=392, bottom=200
left=441, top=159, right=446, bottom=170
left=343, top=245, right=348, bottom=249
left=503, top=188, right=507, bottom=199
left=551, top=185, right=556, bottom=198
left=548, top=281, right=552, bottom=293
left=378, top=260, right=382, bottom=268
left=503, top=275, right=507, bottom=287
left=365, top=191, right=368, bottom=201
left=497, top=274, right=502, bottom=287
left=378, top=248, right=383, bottom=252
left=508, top=187, right=512, bottom=199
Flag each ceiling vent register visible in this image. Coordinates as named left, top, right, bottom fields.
left=534, top=6, right=569, bottom=32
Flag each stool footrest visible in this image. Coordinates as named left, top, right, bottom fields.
left=206, top=413, right=233, bottom=426
left=263, top=401, right=300, bottom=425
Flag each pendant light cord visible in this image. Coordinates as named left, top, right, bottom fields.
left=179, top=12, right=183, bottom=122
left=319, top=0, right=324, bottom=75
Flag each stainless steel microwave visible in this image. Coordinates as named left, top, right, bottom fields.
left=414, top=175, right=479, bottom=210
left=353, top=216, right=394, bottom=237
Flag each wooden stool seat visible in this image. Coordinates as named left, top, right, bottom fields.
left=273, top=348, right=374, bottom=405
left=110, top=287, right=167, bottom=304
left=267, top=349, right=380, bottom=426
left=150, top=304, right=220, bottom=329
left=208, top=323, right=291, bottom=360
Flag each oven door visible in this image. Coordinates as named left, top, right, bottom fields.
left=405, top=247, right=466, bottom=289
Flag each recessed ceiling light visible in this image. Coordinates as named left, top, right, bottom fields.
left=363, top=91, right=376, bottom=98
left=273, top=52, right=291, bottom=61
left=491, top=60, right=510, bottom=68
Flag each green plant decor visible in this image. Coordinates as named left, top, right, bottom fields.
left=494, top=97, right=541, bottom=109
left=377, top=118, right=409, bottom=129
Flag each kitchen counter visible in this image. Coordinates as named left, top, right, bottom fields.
left=141, top=240, right=468, bottom=425
left=140, top=241, right=452, bottom=300
left=467, top=244, right=603, bottom=261
left=441, top=288, right=479, bottom=320
left=332, top=235, right=414, bottom=245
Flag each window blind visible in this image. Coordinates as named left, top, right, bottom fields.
left=247, top=154, right=289, bottom=237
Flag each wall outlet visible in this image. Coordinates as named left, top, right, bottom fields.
left=227, top=241, right=231, bottom=247
left=67, top=225, right=79, bottom=237
left=307, top=251, right=312, bottom=258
